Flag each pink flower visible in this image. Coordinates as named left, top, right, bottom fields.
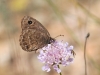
left=37, top=41, right=75, bottom=73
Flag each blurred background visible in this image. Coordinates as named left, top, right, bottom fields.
left=0, top=0, right=100, bottom=75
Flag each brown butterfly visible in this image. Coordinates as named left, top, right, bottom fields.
left=19, top=16, right=55, bottom=52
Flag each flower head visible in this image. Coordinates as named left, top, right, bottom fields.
left=37, top=41, right=75, bottom=73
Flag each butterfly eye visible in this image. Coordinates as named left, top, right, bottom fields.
left=28, top=20, right=32, bottom=25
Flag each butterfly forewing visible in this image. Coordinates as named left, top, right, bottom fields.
left=19, top=16, right=54, bottom=52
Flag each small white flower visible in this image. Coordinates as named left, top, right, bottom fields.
left=37, top=41, right=75, bottom=73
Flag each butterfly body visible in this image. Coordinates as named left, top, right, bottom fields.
left=19, top=16, right=55, bottom=52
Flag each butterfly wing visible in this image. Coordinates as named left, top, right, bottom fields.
left=19, top=16, right=52, bottom=52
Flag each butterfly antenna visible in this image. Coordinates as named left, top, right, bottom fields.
left=54, top=35, right=64, bottom=39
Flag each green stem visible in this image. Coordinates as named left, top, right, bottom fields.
left=58, top=65, right=62, bottom=75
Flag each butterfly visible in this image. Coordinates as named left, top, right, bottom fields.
left=19, top=16, right=55, bottom=52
